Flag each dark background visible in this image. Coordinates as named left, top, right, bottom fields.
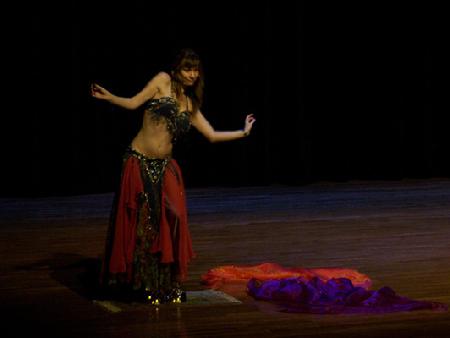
left=2, top=1, right=448, bottom=197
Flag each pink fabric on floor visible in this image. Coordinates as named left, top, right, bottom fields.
left=202, top=262, right=372, bottom=289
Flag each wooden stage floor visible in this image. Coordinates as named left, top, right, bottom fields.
left=1, top=179, right=449, bottom=337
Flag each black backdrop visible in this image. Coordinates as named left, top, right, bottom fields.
left=3, top=1, right=448, bottom=197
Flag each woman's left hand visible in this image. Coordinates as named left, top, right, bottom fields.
left=244, top=114, right=256, bottom=135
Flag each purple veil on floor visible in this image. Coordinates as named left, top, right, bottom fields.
left=202, top=263, right=447, bottom=314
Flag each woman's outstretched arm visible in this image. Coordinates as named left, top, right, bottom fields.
left=91, top=72, right=170, bottom=110
left=191, top=111, right=256, bottom=143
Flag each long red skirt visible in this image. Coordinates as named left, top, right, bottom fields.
left=101, top=149, right=194, bottom=296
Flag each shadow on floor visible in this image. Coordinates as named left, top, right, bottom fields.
left=16, top=253, right=106, bottom=300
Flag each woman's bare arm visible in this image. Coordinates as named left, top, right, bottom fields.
left=191, top=111, right=256, bottom=143
left=91, top=72, right=170, bottom=110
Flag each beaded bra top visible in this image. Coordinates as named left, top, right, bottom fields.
left=144, top=96, right=191, bottom=142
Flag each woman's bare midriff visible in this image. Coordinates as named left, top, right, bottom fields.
left=131, top=114, right=173, bottom=158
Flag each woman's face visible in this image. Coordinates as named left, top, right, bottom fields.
left=179, top=67, right=199, bottom=87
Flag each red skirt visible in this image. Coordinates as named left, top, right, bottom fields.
left=101, top=149, right=194, bottom=289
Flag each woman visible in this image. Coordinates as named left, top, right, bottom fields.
left=91, top=48, right=255, bottom=304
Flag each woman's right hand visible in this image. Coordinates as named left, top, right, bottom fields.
left=244, top=114, right=256, bottom=135
left=91, top=83, right=112, bottom=101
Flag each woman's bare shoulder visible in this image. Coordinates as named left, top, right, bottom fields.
left=143, top=71, right=171, bottom=96
left=152, top=71, right=171, bottom=84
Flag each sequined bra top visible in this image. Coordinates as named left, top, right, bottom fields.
left=144, top=96, right=191, bottom=142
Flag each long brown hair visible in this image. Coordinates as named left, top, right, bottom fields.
left=170, top=48, right=204, bottom=113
